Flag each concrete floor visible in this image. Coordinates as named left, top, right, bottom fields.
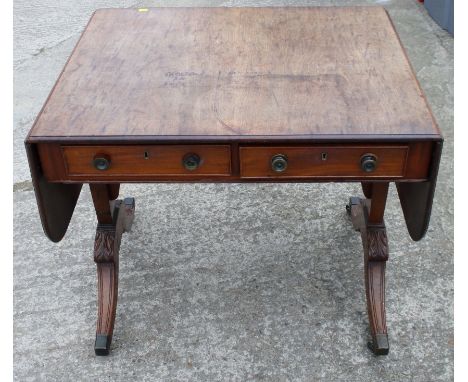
left=14, top=1, right=453, bottom=381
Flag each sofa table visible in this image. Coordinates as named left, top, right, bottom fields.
left=25, top=7, right=443, bottom=356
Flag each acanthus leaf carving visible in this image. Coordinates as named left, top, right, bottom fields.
left=366, top=227, right=388, bottom=262
left=94, top=228, right=116, bottom=263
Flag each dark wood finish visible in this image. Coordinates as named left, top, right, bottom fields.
left=90, top=184, right=114, bottom=224
left=36, top=143, right=66, bottom=181
left=367, top=183, right=389, bottom=224
left=28, top=7, right=440, bottom=140
left=62, top=145, right=231, bottom=177
left=24, top=7, right=444, bottom=356
left=361, top=182, right=373, bottom=199
left=27, top=134, right=443, bottom=144
left=397, top=141, right=443, bottom=241
left=25, top=142, right=82, bottom=242
left=404, top=141, right=433, bottom=179
left=90, top=184, right=135, bottom=356
left=36, top=142, right=434, bottom=183
left=240, top=146, right=408, bottom=179
left=107, top=184, right=120, bottom=200
left=347, top=183, right=390, bottom=355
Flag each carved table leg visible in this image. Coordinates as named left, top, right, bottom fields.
left=347, top=182, right=390, bottom=355
left=90, top=184, right=135, bottom=356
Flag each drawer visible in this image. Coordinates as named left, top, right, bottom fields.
left=240, top=146, right=408, bottom=178
left=62, top=145, right=231, bottom=177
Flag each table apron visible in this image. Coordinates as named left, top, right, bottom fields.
left=36, top=142, right=434, bottom=183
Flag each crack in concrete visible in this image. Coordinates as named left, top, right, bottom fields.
left=14, top=2, right=152, bottom=67
left=14, top=33, right=78, bottom=67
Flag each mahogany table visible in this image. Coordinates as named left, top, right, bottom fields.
left=25, top=7, right=443, bottom=356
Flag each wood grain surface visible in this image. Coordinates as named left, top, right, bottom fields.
left=28, top=7, right=440, bottom=139
left=62, top=145, right=231, bottom=176
left=36, top=142, right=433, bottom=182
left=239, top=145, right=408, bottom=178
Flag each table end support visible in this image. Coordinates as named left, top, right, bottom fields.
left=94, top=334, right=112, bottom=356
left=91, top=184, right=135, bottom=356
left=347, top=182, right=390, bottom=356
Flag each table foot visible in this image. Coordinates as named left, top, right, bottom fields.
left=94, top=334, right=111, bottom=356
left=367, top=334, right=389, bottom=355
left=91, top=185, right=135, bottom=356
left=347, top=193, right=390, bottom=356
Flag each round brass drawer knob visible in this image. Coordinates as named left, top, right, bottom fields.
left=271, top=154, right=288, bottom=172
left=93, top=155, right=111, bottom=171
left=183, top=153, right=201, bottom=171
left=360, top=154, right=378, bottom=173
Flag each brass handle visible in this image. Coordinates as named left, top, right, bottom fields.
left=360, top=154, right=378, bottom=173
left=93, top=155, right=111, bottom=171
left=271, top=154, right=288, bottom=172
left=183, top=153, right=201, bottom=171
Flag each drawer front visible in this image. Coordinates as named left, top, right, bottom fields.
left=62, top=145, right=231, bottom=177
left=240, top=146, right=408, bottom=178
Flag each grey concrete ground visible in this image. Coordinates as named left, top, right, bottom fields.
left=14, top=0, right=453, bottom=381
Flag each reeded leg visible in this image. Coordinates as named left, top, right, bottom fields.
left=347, top=182, right=390, bottom=355
left=90, top=184, right=135, bottom=356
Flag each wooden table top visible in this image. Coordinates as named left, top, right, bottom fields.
left=28, top=6, right=440, bottom=141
